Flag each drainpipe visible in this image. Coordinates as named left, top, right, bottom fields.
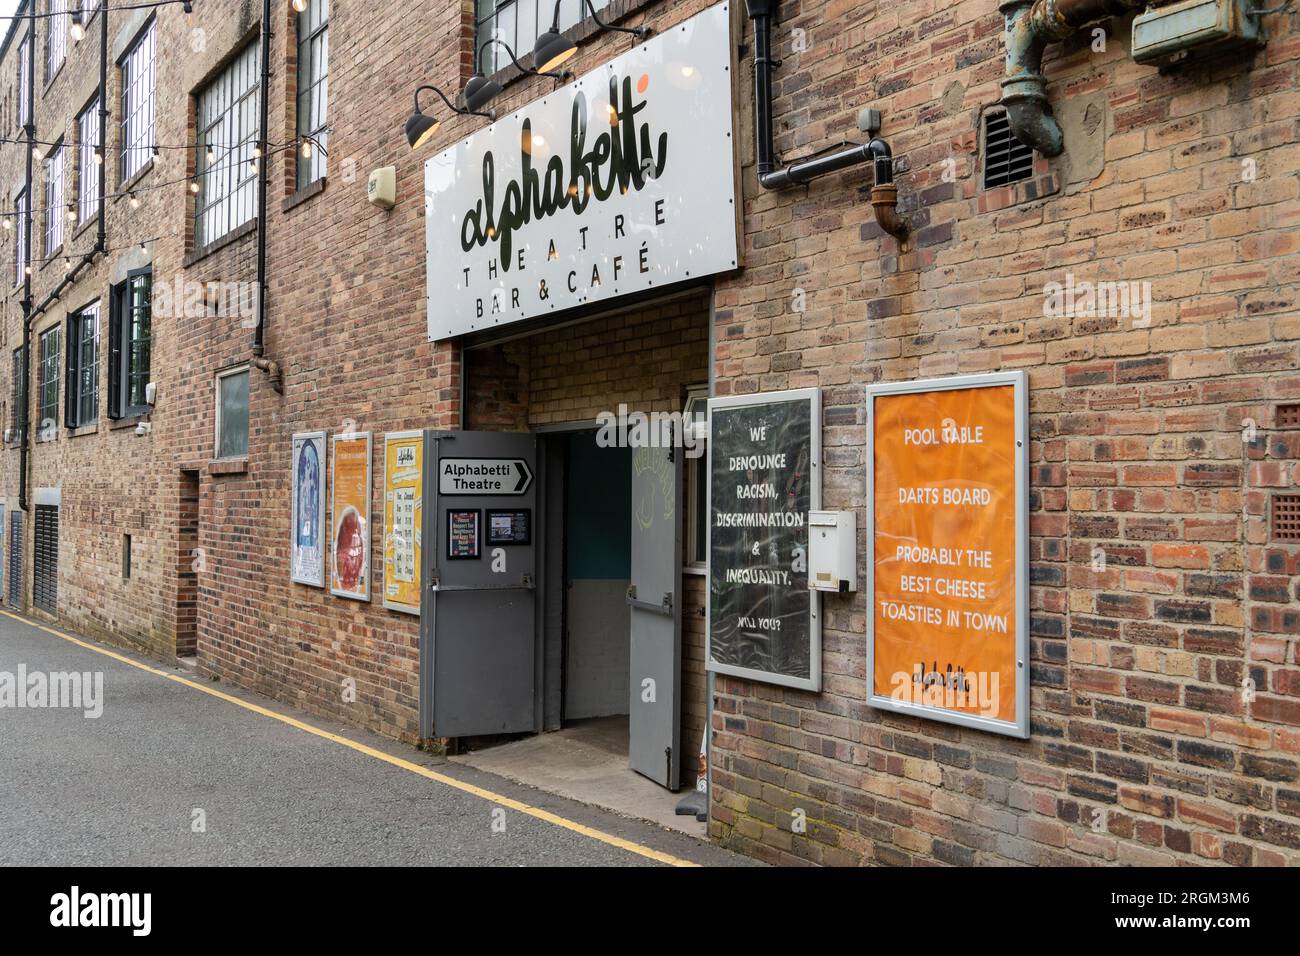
left=746, top=0, right=907, bottom=238
left=18, top=4, right=35, bottom=513
left=1000, top=0, right=1145, bottom=156
left=251, top=0, right=283, bottom=394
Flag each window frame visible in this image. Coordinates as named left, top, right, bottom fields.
left=108, top=266, right=152, bottom=419
left=295, top=0, right=329, bottom=189
left=683, top=384, right=709, bottom=574
left=194, top=41, right=261, bottom=248
left=17, top=34, right=30, bottom=129
left=214, top=364, right=250, bottom=461
left=43, top=141, right=64, bottom=256
left=66, top=302, right=100, bottom=429
left=119, top=18, right=156, bottom=185
left=78, top=94, right=101, bottom=225
left=10, top=346, right=27, bottom=445
left=37, top=324, right=60, bottom=439
left=46, top=0, right=68, bottom=85
left=474, top=0, right=612, bottom=75
left=13, top=188, right=27, bottom=287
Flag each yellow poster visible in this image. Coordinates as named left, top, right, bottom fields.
left=383, top=432, right=423, bottom=615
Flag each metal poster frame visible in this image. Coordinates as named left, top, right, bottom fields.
left=382, top=430, right=424, bottom=615
left=329, top=431, right=373, bottom=602
left=290, top=430, right=327, bottom=588
left=865, top=371, right=1030, bottom=739
left=705, top=386, right=822, bottom=692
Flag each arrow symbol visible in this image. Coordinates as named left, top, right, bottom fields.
left=514, top=461, right=533, bottom=493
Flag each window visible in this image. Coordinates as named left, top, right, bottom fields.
left=475, top=0, right=611, bottom=74
left=10, top=346, right=26, bottom=443
left=215, top=366, right=249, bottom=459
left=46, top=0, right=67, bottom=83
left=296, top=0, right=329, bottom=188
left=982, top=109, right=1034, bottom=190
left=38, top=325, right=60, bottom=436
left=108, top=269, right=151, bottom=418
left=195, top=42, right=260, bottom=247
left=683, top=386, right=709, bottom=572
left=78, top=96, right=101, bottom=224
left=17, top=35, right=30, bottom=128
left=67, top=303, right=99, bottom=428
left=13, top=189, right=27, bottom=285
left=122, top=534, right=131, bottom=579
left=120, top=19, right=155, bottom=184
left=44, top=144, right=64, bottom=255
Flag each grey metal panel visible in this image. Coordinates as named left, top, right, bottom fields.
left=8, top=512, right=22, bottom=610
left=33, top=504, right=58, bottom=615
left=542, top=436, right=565, bottom=731
left=424, top=430, right=538, bottom=739
left=628, top=444, right=682, bottom=789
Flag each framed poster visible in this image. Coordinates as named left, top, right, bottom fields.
left=485, top=509, right=531, bottom=546
left=383, top=432, right=423, bottom=615
left=706, top=387, right=821, bottom=691
left=447, top=509, right=481, bottom=560
left=866, top=371, right=1029, bottom=739
left=290, top=432, right=327, bottom=587
left=330, top=432, right=373, bottom=601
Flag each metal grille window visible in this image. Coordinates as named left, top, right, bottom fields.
left=215, top=366, right=249, bottom=459
left=34, top=504, right=58, bottom=615
left=38, top=325, right=60, bottom=435
left=120, top=19, right=155, bottom=184
left=9, top=512, right=23, bottom=609
left=475, top=0, right=611, bottom=74
left=47, top=0, right=67, bottom=82
left=14, top=189, right=27, bottom=285
left=68, top=304, right=98, bottom=428
left=982, top=109, right=1034, bottom=190
left=296, top=0, right=329, bottom=188
left=78, top=96, right=101, bottom=224
left=44, top=145, right=64, bottom=255
left=195, top=43, right=260, bottom=247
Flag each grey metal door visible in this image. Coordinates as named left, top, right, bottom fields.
left=421, top=430, right=538, bottom=739
left=627, top=443, right=682, bottom=789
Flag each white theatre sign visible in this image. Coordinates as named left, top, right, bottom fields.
left=425, top=2, right=739, bottom=340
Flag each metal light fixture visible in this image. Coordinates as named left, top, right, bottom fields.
left=463, top=38, right=570, bottom=113
left=405, top=84, right=493, bottom=151
left=535, top=0, right=651, bottom=74
left=70, top=7, right=84, bottom=43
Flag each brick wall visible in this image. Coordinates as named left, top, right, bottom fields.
left=707, top=1, right=1300, bottom=866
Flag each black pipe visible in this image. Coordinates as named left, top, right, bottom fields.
left=18, top=3, right=35, bottom=513
left=747, top=0, right=873, bottom=190
left=253, top=0, right=270, bottom=359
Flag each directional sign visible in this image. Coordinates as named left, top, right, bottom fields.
left=438, top=457, right=534, bottom=496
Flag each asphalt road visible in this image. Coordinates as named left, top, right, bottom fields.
left=0, top=610, right=750, bottom=867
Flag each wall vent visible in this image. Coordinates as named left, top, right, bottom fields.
left=983, top=110, right=1034, bottom=190
left=1277, top=403, right=1300, bottom=428
left=1275, top=494, right=1300, bottom=542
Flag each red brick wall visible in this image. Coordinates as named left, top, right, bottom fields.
left=707, top=1, right=1300, bottom=866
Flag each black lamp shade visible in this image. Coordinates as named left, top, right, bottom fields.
left=464, top=73, right=502, bottom=113
left=534, top=28, right=577, bottom=74
left=406, top=110, right=441, bottom=150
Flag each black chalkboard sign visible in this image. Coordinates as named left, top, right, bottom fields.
left=707, top=389, right=820, bottom=690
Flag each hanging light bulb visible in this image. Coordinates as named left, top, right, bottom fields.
left=70, top=22, right=84, bottom=43
left=189, top=179, right=200, bottom=194
left=206, top=146, right=216, bottom=164
left=129, top=193, right=140, bottom=209
left=300, top=138, right=313, bottom=160
left=292, top=0, right=308, bottom=12
left=252, top=144, right=263, bottom=159
left=92, top=147, right=102, bottom=165
left=2, top=218, right=11, bottom=231
left=66, top=205, right=76, bottom=222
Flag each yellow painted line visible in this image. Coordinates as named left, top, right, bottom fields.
left=2, top=609, right=699, bottom=868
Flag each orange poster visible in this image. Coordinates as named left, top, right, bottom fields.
left=330, top=432, right=373, bottom=601
left=869, top=376, right=1026, bottom=735
left=382, top=432, right=423, bottom=615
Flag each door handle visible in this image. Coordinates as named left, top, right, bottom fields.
left=626, top=584, right=673, bottom=616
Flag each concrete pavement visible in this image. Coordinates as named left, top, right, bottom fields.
left=0, top=609, right=752, bottom=867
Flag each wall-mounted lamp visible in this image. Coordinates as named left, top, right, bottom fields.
left=405, top=84, right=494, bottom=151
left=463, top=38, right=572, bottom=113
left=534, top=0, right=652, bottom=74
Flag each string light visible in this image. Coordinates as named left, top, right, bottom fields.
left=189, top=178, right=200, bottom=194
left=129, top=194, right=140, bottom=209
left=300, top=139, right=312, bottom=160
left=292, top=0, right=308, bottom=12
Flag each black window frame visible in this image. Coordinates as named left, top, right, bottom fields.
left=66, top=301, right=100, bottom=429
left=37, top=324, right=60, bottom=439
left=10, top=345, right=26, bottom=445
left=108, top=267, right=152, bottom=419
left=295, top=0, right=329, bottom=189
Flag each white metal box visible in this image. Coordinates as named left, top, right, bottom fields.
left=1131, top=0, right=1262, bottom=67
left=808, top=510, right=857, bottom=593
